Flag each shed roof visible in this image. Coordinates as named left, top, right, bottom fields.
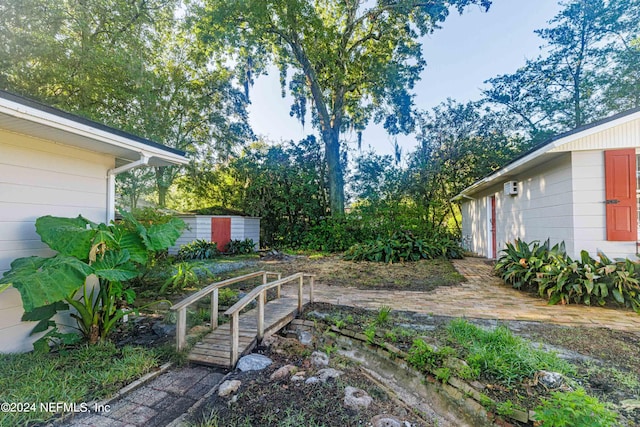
left=0, top=90, right=188, bottom=166
left=454, top=107, right=640, bottom=200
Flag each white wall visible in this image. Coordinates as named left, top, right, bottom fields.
left=462, top=154, right=574, bottom=258
left=169, top=216, right=213, bottom=255
left=0, top=130, right=113, bottom=353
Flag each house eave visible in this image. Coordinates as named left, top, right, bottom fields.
left=453, top=108, right=640, bottom=201
left=0, top=91, right=189, bottom=166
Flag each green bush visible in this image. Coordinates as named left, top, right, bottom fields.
left=301, top=217, right=367, bottom=252
left=495, top=239, right=640, bottom=312
left=534, top=389, right=618, bottom=427
left=177, top=239, right=219, bottom=260
left=224, top=238, right=255, bottom=254
left=344, top=230, right=463, bottom=263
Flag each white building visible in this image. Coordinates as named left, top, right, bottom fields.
left=0, top=90, right=188, bottom=352
left=456, top=107, right=640, bottom=260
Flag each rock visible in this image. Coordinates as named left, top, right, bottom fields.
left=291, top=371, right=306, bottom=382
left=619, top=399, right=640, bottom=412
left=316, top=368, right=343, bottom=382
left=370, top=415, right=403, bottom=427
left=306, top=311, right=330, bottom=320
left=536, top=370, right=565, bottom=389
left=305, top=376, right=321, bottom=384
left=297, top=330, right=313, bottom=346
left=444, top=357, right=469, bottom=373
left=270, top=364, right=297, bottom=381
left=344, top=386, right=373, bottom=411
left=311, top=351, right=329, bottom=368
left=237, top=354, right=273, bottom=372
left=152, top=322, right=176, bottom=336
left=261, top=335, right=279, bottom=348
left=218, top=380, right=241, bottom=397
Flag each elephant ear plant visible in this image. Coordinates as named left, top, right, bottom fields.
left=0, top=211, right=185, bottom=350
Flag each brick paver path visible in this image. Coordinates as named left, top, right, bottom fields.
left=292, top=257, right=640, bottom=332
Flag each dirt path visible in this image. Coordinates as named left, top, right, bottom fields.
left=282, top=257, right=640, bottom=333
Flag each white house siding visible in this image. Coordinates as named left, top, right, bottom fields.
left=462, top=154, right=575, bottom=258
left=243, top=218, right=261, bottom=249
left=571, top=150, right=637, bottom=259
left=0, top=130, right=113, bottom=353
left=461, top=196, right=489, bottom=256
left=230, top=217, right=244, bottom=241
left=169, top=216, right=212, bottom=255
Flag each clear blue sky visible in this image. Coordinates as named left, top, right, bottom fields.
left=246, top=0, right=562, bottom=159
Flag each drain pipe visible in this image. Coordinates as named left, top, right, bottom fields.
left=106, top=153, right=150, bottom=223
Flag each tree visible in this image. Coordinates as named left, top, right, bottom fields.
left=193, top=0, right=491, bottom=215
left=0, top=0, right=252, bottom=207
left=484, top=0, right=640, bottom=134
left=408, top=100, right=524, bottom=231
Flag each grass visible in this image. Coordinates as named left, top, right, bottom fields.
left=0, top=342, right=160, bottom=426
left=445, top=319, right=575, bottom=385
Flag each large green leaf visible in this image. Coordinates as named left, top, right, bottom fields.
left=112, top=227, right=148, bottom=265
left=92, top=250, right=139, bottom=282
left=147, top=218, right=186, bottom=250
left=35, top=216, right=97, bottom=260
left=0, top=255, right=93, bottom=312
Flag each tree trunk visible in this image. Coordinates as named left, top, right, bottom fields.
left=321, top=128, right=345, bottom=215
left=158, top=185, right=168, bottom=208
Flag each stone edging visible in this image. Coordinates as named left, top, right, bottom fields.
left=292, top=319, right=535, bottom=427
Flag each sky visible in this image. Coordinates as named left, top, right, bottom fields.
left=246, top=0, right=562, bottom=159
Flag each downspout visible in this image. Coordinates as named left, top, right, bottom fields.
left=106, top=153, right=150, bottom=223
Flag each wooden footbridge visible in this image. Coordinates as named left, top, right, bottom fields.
left=170, top=271, right=315, bottom=368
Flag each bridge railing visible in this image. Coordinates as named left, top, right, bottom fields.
left=170, top=271, right=281, bottom=351
left=224, top=273, right=316, bottom=366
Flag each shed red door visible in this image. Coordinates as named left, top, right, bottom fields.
left=605, top=149, right=637, bottom=241
left=211, top=217, right=231, bottom=251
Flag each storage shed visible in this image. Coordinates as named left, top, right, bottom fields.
left=170, top=213, right=260, bottom=253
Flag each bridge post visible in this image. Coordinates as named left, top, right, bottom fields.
left=309, top=275, right=314, bottom=303
left=298, top=275, right=303, bottom=312
left=176, top=307, right=186, bottom=351
left=230, top=312, right=239, bottom=366
left=257, top=290, right=265, bottom=341
left=211, top=288, right=219, bottom=329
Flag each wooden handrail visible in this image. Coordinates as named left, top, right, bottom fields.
left=169, top=270, right=280, bottom=351
left=225, top=272, right=315, bottom=367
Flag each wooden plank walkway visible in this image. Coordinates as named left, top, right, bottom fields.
left=188, top=296, right=306, bottom=367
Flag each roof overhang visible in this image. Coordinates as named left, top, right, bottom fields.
left=0, top=92, right=189, bottom=167
left=453, top=108, right=640, bottom=201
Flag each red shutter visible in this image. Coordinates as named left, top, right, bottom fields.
left=605, top=149, right=637, bottom=241
left=211, top=217, right=232, bottom=251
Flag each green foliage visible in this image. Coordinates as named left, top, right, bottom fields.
left=534, top=389, right=618, bottom=427
left=301, top=217, right=367, bottom=252
left=434, top=367, right=451, bottom=383
left=446, top=319, right=574, bottom=386
left=363, top=324, right=377, bottom=345
left=178, top=240, right=220, bottom=261
left=406, top=339, right=440, bottom=373
left=375, top=305, right=392, bottom=326
left=0, top=212, right=185, bottom=345
left=344, top=230, right=463, bottom=263
left=224, top=239, right=256, bottom=255
left=495, top=239, right=640, bottom=312
left=161, top=262, right=200, bottom=294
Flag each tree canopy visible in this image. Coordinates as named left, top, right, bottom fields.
left=193, top=0, right=491, bottom=215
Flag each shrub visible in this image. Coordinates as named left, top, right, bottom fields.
left=177, top=240, right=219, bottom=260
left=534, top=389, right=618, bottom=427
left=344, top=230, right=463, bottom=263
left=301, top=217, right=367, bottom=252
left=495, top=239, right=640, bottom=312
left=224, top=238, right=255, bottom=254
